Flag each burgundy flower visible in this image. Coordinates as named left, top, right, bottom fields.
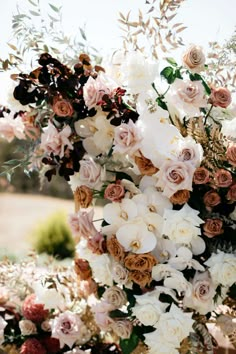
left=22, top=294, right=49, bottom=323
left=20, top=338, right=46, bottom=354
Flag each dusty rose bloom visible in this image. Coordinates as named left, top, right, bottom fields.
left=209, top=87, right=232, bottom=108
left=170, top=189, right=190, bottom=205
left=111, top=320, right=133, bottom=339
left=74, top=259, right=92, bottom=281
left=74, top=185, right=93, bottom=210
left=214, top=169, right=232, bottom=188
left=52, top=98, right=74, bottom=117
left=112, top=264, right=129, bottom=285
left=203, top=218, right=224, bottom=238
left=193, top=167, right=210, bottom=184
left=182, top=45, right=205, bottom=72
left=104, top=182, right=125, bottom=202
left=203, top=190, right=221, bottom=209
left=227, top=184, right=236, bottom=202
left=79, top=159, right=102, bottom=189
left=226, top=144, right=236, bottom=167
left=87, top=231, right=105, bottom=254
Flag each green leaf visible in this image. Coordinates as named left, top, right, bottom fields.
left=49, top=3, right=60, bottom=12
left=156, top=97, right=168, bottom=111
left=29, top=10, right=40, bottom=16
left=166, top=57, right=178, bottom=67
left=120, top=332, right=139, bottom=354
left=160, top=66, right=175, bottom=84
left=28, top=0, right=38, bottom=6
left=189, top=73, right=211, bottom=95
left=3, top=159, right=21, bottom=166
left=109, top=309, right=128, bottom=318
left=79, top=27, right=87, bottom=41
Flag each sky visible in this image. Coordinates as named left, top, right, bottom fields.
left=0, top=0, right=235, bottom=59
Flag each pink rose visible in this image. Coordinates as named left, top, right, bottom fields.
left=209, top=87, right=232, bottom=108
left=113, top=119, right=142, bottom=154
left=83, top=73, right=116, bottom=110
left=79, top=158, right=102, bottom=189
left=104, top=182, right=125, bottom=202
left=51, top=311, right=86, bottom=349
left=69, top=209, right=97, bottom=239
left=0, top=113, right=25, bottom=142
left=214, top=169, right=232, bottom=188
left=40, top=122, right=73, bottom=158
left=156, top=160, right=195, bottom=198
left=52, top=98, right=74, bottom=117
left=91, top=301, right=114, bottom=331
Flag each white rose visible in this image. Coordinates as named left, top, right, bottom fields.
left=19, top=320, right=37, bottom=335
left=205, top=251, right=236, bottom=287
left=90, top=253, right=113, bottom=286
left=155, top=304, right=194, bottom=348
left=132, top=303, right=162, bottom=326
left=113, top=120, right=142, bottom=155
left=145, top=331, right=179, bottom=354
left=177, top=137, right=203, bottom=167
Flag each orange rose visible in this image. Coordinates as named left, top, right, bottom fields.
left=74, top=185, right=93, bottom=211
left=74, top=258, right=92, bottom=281
left=124, top=253, right=157, bottom=272
left=134, top=153, right=158, bottom=176
left=106, top=235, right=125, bottom=262
left=129, top=270, right=152, bottom=288
left=170, top=189, right=190, bottom=205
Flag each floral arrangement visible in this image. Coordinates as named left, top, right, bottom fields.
left=0, top=42, right=236, bottom=354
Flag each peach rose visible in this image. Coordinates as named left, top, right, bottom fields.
left=227, top=184, right=236, bottom=202
left=182, top=45, right=205, bottom=72
left=203, top=218, right=224, bottom=238
left=134, top=153, right=158, bottom=176
left=124, top=253, right=157, bottom=272
left=203, top=190, right=221, bottom=209
left=129, top=270, right=152, bottom=288
left=103, top=286, right=127, bottom=308
left=170, top=189, right=190, bottom=205
left=209, top=87, right=232, bottom=108
left=104, top=183, right=125, bottom=202
left=106, top=235, right=125, bottom=262
left=52, top=98, right=74, bottom=117
left=193, top=167, right=210, bottom=184
left=214, top=169, right=232, bottom=188
left=226, top=144, right=236, bottom=167
left=111, top=320, right=133, bottom=339
left=74, top=185, right=93, bottom=211
left=74, top=258, right=92, bottom=281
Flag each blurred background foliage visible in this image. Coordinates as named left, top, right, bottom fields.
left=30, top=211, right=75, bottom=259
